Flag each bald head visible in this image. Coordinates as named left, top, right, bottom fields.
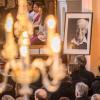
left=35, top=88, right=48, bottom=100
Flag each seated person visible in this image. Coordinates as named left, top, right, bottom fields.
left=91, top=68, right=100, bottom=94
left=75, top=82, right=90, bottom=100
left=71, top=55, right=95, bottom=88
left=70, top=19, right=89, bottom=49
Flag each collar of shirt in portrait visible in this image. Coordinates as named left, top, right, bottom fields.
left=71, top=37, right=87, bottom=46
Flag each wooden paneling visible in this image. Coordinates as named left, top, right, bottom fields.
left=91, top=0, right=100, bottom=75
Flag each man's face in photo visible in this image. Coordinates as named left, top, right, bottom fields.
left=75, top=19, right=88, bottom=43
left=75, top=26, right=87, bottom=43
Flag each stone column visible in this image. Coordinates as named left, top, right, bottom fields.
left=57, top=0, right=67, bottom=40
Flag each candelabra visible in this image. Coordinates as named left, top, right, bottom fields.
left=0, top=0, right=67, bottom=99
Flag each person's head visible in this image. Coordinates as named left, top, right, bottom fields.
left=75, top=19, right=89, bottom=43
left=16, top=96, right=25, bottom=100
left=35, top=88, right=48, bottom=100
left=91, top=94, right=100, bottom=100
left=91, top=80, right=100, bottom=94
left=59, top=97, right=70, bottom=100
left=33, top=2, right=40, bottom=13
left=75, top=82, right=89, bottom=98
left=75, top=55, right=87, bottom=68
left=1, top=95, right=15, bottom=100
left=27, top=0, right=33, bottom=13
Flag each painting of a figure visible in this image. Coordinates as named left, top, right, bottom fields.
left=27, top=0, right=56, bottom=48
left=63, top=13, right=93, bottom=54
left=27, top=1, right=47, bottom=47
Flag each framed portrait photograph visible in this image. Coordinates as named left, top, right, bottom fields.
left=63, top=12, right=93, bottom=54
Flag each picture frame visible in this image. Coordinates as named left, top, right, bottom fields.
left=63, top=12, right=93, bottom=54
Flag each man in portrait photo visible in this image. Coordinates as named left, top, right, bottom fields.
left=67, top=18, right=89, bottom=49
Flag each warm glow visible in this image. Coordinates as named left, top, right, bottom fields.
left=20, top=46, right=28, bottom=57
left=22, top=39, right=29, bottom=45
left=5, top=13, right=13, bottom=32
left=0, top=0, right=66, bottom=97
left=51, top=35, right=61, bottom=53
left=22, top=31, right=28, bottom=38
left=20, top=31, right=29, bottom=57
left=22, top=31, right=29, bottom=45
left=46, top=15, right=56, bottom=29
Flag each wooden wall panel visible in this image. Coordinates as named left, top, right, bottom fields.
left=91, top=0, right=100, bottom=75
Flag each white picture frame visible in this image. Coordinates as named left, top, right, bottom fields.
left=63, top=12, right=93, bottom=54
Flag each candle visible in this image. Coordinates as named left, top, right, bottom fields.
left=2, top=13, right=18, bottom=60
left=46, top=15, right=57, bottom=55
left=5, top=13, right=13, bottom=33
left=19, top=31, right=30, bottom=66
left=51, top=34, right=61, bottom=53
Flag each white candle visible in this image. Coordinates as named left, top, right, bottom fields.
left=51, top=35, right=61, bottom=54
left=19, top=31, right=30, bottom=66
left=46, top=15, right=57, bottom=55
left=5, top=13, right=13, bottom=33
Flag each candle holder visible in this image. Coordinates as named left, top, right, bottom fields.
left=0, top=0, right=67, bottom=99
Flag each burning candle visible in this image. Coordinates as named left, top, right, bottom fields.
left=46, top=15, right=57, bottom=55
left=5, top=13, right=13, bottom=33
left=19, top=31, right=30, bottom=66
left=2, top=13, right=18, bottom=60
left=51, top=34, right=61, bottom=54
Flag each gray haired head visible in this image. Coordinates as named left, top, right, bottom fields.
left=75, top=82, right=89, bottom=97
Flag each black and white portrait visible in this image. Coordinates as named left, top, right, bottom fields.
left=63, top=13, right=92, bottom=54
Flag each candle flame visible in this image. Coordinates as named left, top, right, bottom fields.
left=20, top=46, right=28, bottom=57
left=46, top=15, right=56, bottom=29
left=5, top=13, right=13, bottom=32
left=22, top=31, right=28, bottom=38
left=51, top=35, right=61, bottom=53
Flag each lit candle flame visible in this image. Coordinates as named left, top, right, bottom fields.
left=20, top=31, right=29, bottom=57
left=51, top=35, right=61, bottom=53
left=20, top=46, right=28, bottom=57
left=22, top=31, right=28, bottom=38
left=5, top=13, right=13, bottom=32
left=46, top=15, right=56, bottom=29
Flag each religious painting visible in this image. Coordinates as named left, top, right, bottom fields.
left=63, top=12, right=93, bottom=54
left=30, top=0, right=57, bottom=49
